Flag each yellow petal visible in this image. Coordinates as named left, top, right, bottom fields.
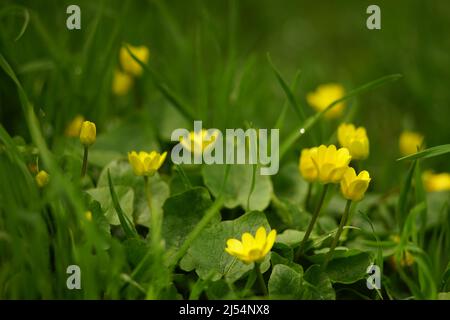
left=262, top=229, right=277, bottom=256
left=226, top=239, right=244, bottom=255
left=241, top=232, right=256, bottom=252
left=128, top=152, right=144, bottom=176
left=254, top=227, right=267, bottom=250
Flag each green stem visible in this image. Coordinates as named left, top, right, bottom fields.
left=304, top=182, right=312, bottom=211
left=322, top=200, right=352, bottom=270
left=295, top=184, right=329, bottom=259
left=168, top=197, right=224, bottom=269
left=81, top=146, right=88, bottom=177
left=144, top=176, right=158, bottom=246
left=255, top=263, right=268, bottom=296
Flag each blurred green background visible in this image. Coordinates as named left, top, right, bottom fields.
left=1, top=0, right=450, bottom=189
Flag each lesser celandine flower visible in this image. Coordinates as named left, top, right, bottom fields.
left=307, top=83, right=346, bottom=118
left=296, top=145, right=351, bottom=258
left=399, top=130, right=424, bottom=156
left=225, top=226, right=276, bottom=295
left=35, top=170, right=49, bottom=188
left=65, top=115, right=84, bottom=137
left=340, top=167, right=371, bottom=201
left=225, top=227, right=277, bottom=264
left=112, top=69, right=134, bottom=96
left=337, top=123, right=369, bottom=160
left=79, top=121, right=96, bottom=147
left=299, top=147, right=318, bottom=182
left=309, top=145, right=352, bottom=184
left=120, top=44, right=149, bottom=76
left=128, top=151, right=167, bottom=177
left=180, top=129, right=219, bottom=156
left=422, top=171, right=450, bottom=192
left=322, top=167, right=371, bottom=268
left=79, top=121, right=96, bottom=177
left=128, top=150, right=167, bottom=249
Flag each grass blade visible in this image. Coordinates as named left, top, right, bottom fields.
left=125, top=45, right=195, bottom=121
left=107, top=169, right=137, bottom=238
left=397, top=144, right=450, bottom=161
left=267, top=53, right=305, bottom=122
left=396, top=160, right=417, bottom=231
left=274, top=69, right=301, bottom=129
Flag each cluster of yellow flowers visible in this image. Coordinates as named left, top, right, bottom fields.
left=112, top=44, right=150, bottom=96
left=299, top=142, right=371, bottom=201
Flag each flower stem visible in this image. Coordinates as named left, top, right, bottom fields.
left=295, top=184, right=329, bottom=259
left=304, top=182, right=312, bottom=211
left=144, top=176, right=158, bottom=246
left=81, top=146, right=88, bottom=177
left=255, top=263, right=268, bottom=296
left=322, top=199, right=352, bottom=270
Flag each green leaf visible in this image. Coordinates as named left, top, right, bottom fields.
left=302, top=265, right=335, bottom=300
left=180, top=211, right=271, bottom=282
left=270, top=252, right=302, bottom=273
left=162, top=187, right=218, bottom=254
left=202, top=164, right=273, bottom=211
left=98, top=160, right=170, bottom=228
left=276, top=229, right=305, bottom=247
left=268, top=264, right=303, bottom=299
left=86, top=185, right=134, bottom=226
left=397, top=144, right=450, bottom=161
left=272, top=162, right=309, bottom=205
left=325, top=252, right=374, bottom=284
left=90, top=112, right=160, bottom=167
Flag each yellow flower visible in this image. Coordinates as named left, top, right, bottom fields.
left=79, top=121, right=96, bottom=146
left=340, top=167, right=371, bottom=201
left=119, top=44, right=149, bottom=76
left=422, top=171, right=450, bottom=192
left=85, top=211, right=93, bottom=222
left=180, top=129, right=219, bottom=156
left=35, top=170, right=49, bottom=188
left=309, top=145, right=351, bottom=184
left=399, top=131, right=424, bottom=156
left=65, top=115, right=84, bottom=137
left=337, top=123, right=369, bottom=160
left=128, top=151, right=167, bottom=176
left=307, top=83, right=346, bottom=118
left=225, top=227, right=277, bottom=264
left=112, top=69, right=134, bottom=96
left=299, top=147, right=318, bottom=182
